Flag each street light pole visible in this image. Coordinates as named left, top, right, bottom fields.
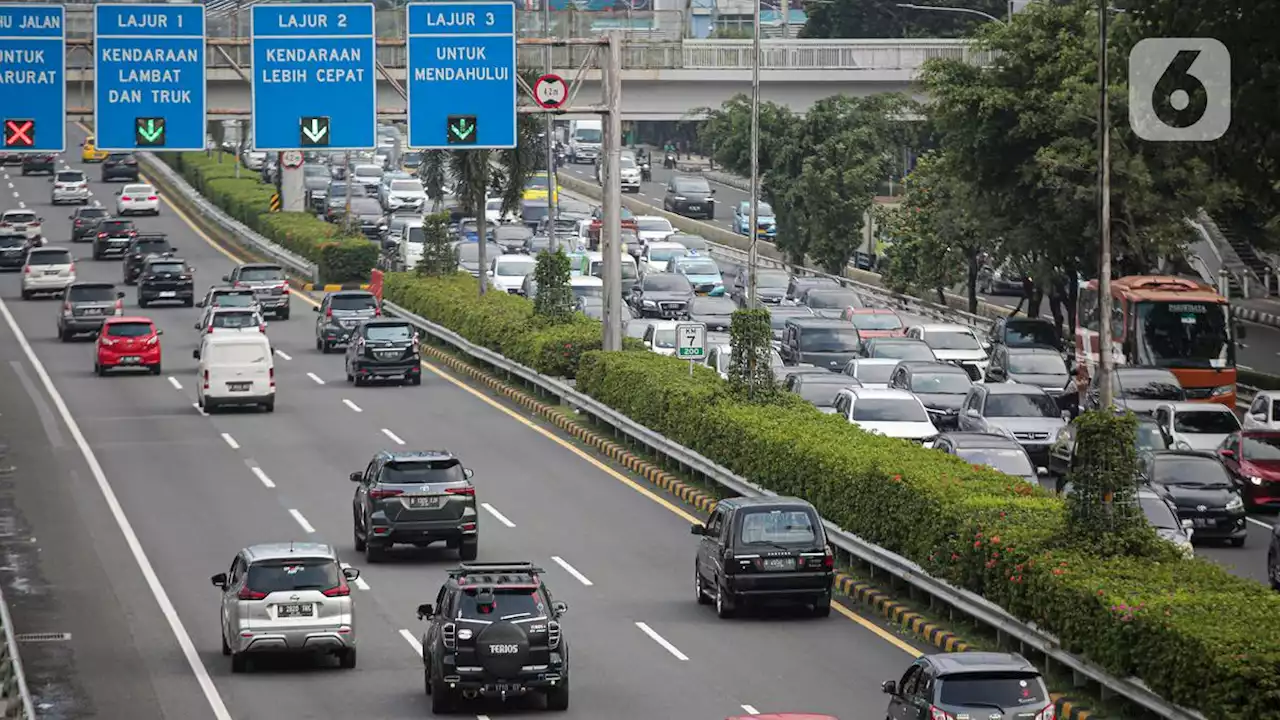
left=746, top=0, right=761, bottom=307
left=1095, top=0, right=1114, bottom=408
left=893, top=3, right=1005, bottom=24
left=543, top=0, right=559, bottom=252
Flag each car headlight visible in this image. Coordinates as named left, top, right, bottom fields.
left=1211, top=385, right=1234, bottom=396
left=673, top=195, right=686, bottom=201
left=1250, top=475, right=1264, bottom=486
left=642, top=300, right=656, bottom=308
left=1225, top=495, right=1244, bottom=512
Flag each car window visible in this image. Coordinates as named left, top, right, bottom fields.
left=637, top=218, right=673, bottom=233
left=208, top=343, right=269, bottom=364
left=456, top=589, right=544, bottom=621
left=390, top=180, right=422, bottom=191
left=495, top=259, right=536, bottom=276
left=1004, top=322, right=1059, bottom=347
left=643, top=274, right=691, bottom=292
left=246, top=560, right=340, bottom=594
left=5, top=211, right=36, bottom=223
left=56, top=171, right=84, bottom=182
left=381, top=459, right=464, bottom=484
left=806, top=290, right=860, bottom=309
left=910, top=372, right=973, bottom=394
left=0, top=237, right=23, bottom=248
left=123, top=184, right=154, bottom=195
left=985, top=393, right=1059, bottom=418
left=147, top=261, right=184, bottom=274
left=212, top=293, right=254, bottom=307
left=676, top=259, right=719, bottom=275
left=1150, top=456, right=1233, bottom=486
left=848, top=313, right=903, bottom=330
left=1173, top=410, right=1240, bottom=434
left=238, top=267, right=284, bottom=282
left=68, top=285, right=115, bottom=302
left=1245, top=435, right=1280, bottom=459
left=739, top=509, right=817, bottom=545
left=648, top=246, right=688, bottom=263
left=101, top=220, right=133, bottom=233
left=851, top=363, right=895, bottom=384
left=27, top=250, right=71, bottom=265
left=135, top=239, right=169, bottom=252
left=798, top=327, right=861, bottom=352
left=1140, top=495, right=1179, bottom=530
left=1136, top=423, right=1168, bottom=450
left=330, top=294, right=377, bottom=310
left=956, top=447, right=1035, bottom=476
left=794, top=377, right=850, bottom=406
left=105, top=321, right=152, bottom=337
left=851, top=398, right=928, bottom=422
left=212, top=311, right=258, bottom=328
left=1008, top=353, right=1067, bottom=374
left=365, top=324, right=413, bottom=342
left=652, top=329, right=676, bottom=348
left=938, top=673, right=1046, bottom=708
left=77, top=208, right=108, bottom=219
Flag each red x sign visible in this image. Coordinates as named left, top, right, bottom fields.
left=3, top=120, right=34, bottom=147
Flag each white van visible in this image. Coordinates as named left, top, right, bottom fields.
left=193, top=334, right=275, bottom=413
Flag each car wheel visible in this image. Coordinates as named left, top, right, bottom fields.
left=353, top=517, right=367, bottom=552
left=353, top=374, right=365, bottom=387
left=1229, top=536, right=1246, bottom=548
left=320, top=340, right=331, bottom=354
left=262, top=399, right=275, bottom=413
left=364, top=540, right=386, bottom=563
left=315, top=336, right=323, bottom=351
left=459, top=538, right=478, bottom=561
left=694, top=567, right=711, bottom=605
left=715, top=584, right=734, bottom=619
left=94, top=363, right=105, bottom=377
left=278, top=309, right=290, bottom=320
left=230, top=653, right=250, bottom=673
left=408, top=373, right=422, bottom=386
left=138, top=297, right=148, bottom=308
left=221, top=629, right=231, bottom=656
left=20, top=290, right=29, bottom=301
left=338, top=648, right=356, bottom=669
left=58, top=327, right=70, bottom=342
left=430, top=677, right=454, bottom=713
left=183, top=298, right=194, bottom=308
left=812, top=593, right=832, bottom=618
left=545, top=681, right=569, bottom=711
left=150, top=363, right=161, bottom=376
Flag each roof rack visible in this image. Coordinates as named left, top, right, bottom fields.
left=449, top=562, right=544, bottom=577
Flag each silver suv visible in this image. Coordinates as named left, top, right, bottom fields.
left=211, top=542, right=360, bottom=673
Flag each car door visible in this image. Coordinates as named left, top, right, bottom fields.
left=221, top=554, right=247, bottom=639
left=353, top=457, right=380, bottom=529
left=696, top=506, right=725, bottom=584
left=1154, top=405, right=1174, bottom=445
left=423, top=584, right=450, bottom=657
left=1219, top=433, right=1243, bottom=478
left=888, top=664, right=922, bottom=719
left=315, top=294, right=331, bottom=339
left=1245, top=394, right=1269, bottom=429
left=958, top=388, right=982, bottom=431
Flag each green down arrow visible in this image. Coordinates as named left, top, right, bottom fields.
left=137, top=119, right=163, bottom=143
left=450, top=118, right=475, bottom=141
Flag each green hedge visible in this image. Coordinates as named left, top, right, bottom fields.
left=160, top=152, right=375, bottom=283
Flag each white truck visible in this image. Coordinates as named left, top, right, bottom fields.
left=569, top=119, right=602, bottom=164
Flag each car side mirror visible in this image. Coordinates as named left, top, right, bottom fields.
left=1219, top=448, right=1235, bottom=458
left=463, top=468, right=474, bottom=479
left=416, top=603, right=433, bottom=620
left=211, top=573, right=228, bottom=589
left=47, top=177, right=53, bottom=183
left=1181, top=518, right=1194, bottom=530
left=551, top=600, right=568, bottom=616
left=1060, top=410, right=1071, bottom=421
left=965, top=408, right=981, bottom=418
left=882, top=680, right=897, bottom=695
left=1036, top=466, right=1049, bottom=476
left=313, top=306, right=320, bottom=313
left=342, top=567, right=360, bottom=582
left=221, top=274, right=230, bottom=282
left=191, top=348, right=200, bottom=359
left=349, top=471, right=363, bottom=483
left=155, top=329, right=163, bottom=336
left=117, top=291, right=126, bottom=299
left=690, top=523, right=705, bottom=535
left=196, top=300, right=204, bottom=307
left=1251, top=412, right=1267, bottom=423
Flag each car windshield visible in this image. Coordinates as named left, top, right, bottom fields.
left=391, top=180, right=421, bottom=192
left=105, top=321, right=152, bottom=337
left=27, top=250, right=71, bottom=265
left=690, top=297, right=736, bottom=315
left=405, top=226, right=425, bottom=244
left=1151, top=456, right=1232, bottom=487
left=957, top=447, right=1035, bottom=476
left=652, top=329, right=676, bottom=348
left=212, top=312, right=257, bottom=328
left=1005, top=321, right=1060, bottom=347
left=851, top=363, right=896, bottom=384
left=349, top=198, right=381, bottom=214
left=925, top=330, right=981, bottom=350
left=644, top=275, right=690, bottom=292
left=848, top=313, right=903, bottom=330
left=4, top=212, right=35, bottom=223
left=743, top=202, right=774, bottom=215
left=1137, top=423, right=1168, bottom=450
left=1242, top=435, right=1280, bottom=460
left=649, top=246, right=687, bottom=263
left=985, top=393, right=1059, bottom=418
left=148, top=261, right=184, bottom=274
left=366, top=324, right=413, bottom=342
left=795, top=378, right=850, bottom=406
left=1117, top=371, right=1185, bottom=400
left=134, top=240, right=168, bottom=253
left=1008, top=353, right=1066, bottom=375
left=672, top=235, right=708, bottom=252
left=620, top=157, right=636, bottom=169
left=68, top=285, right=115, bottom=302
left=239, top=267, right=284, bottom=282
left=56, top=171, right=83, bottom=182
left=382, top=459, right=465, bottom=484
left=798, top=327, right=861, bottom=352
left=495, top=259, right=535, bottom=276
left=806, top=291, right=859, bottom=309
left=1135, top=301, right=1232, bottom=370
left=572, top=283, right=603, bottom=299
left=678, top=259, right=719, bottom=275
left=1140, top=494, right=1180, bottom=529
left=769, top=310, right=811, bottom=331
left=938, top=674, right=1046, bottom=708
left=910, top=372, right=973, bottom=394
left=246, top=560, right=340, bottom=594
left=638, top=218, right=673, bottom=233
left=77, top=208, right=108, bottom=219
left=354, top=166, right=383, bottom=178
left=869, top=341, right=936, bottom=361
left=329, top=184, right=366, bottom=197
left=739, top=509, right=818, bottom=545
left=458, top=589, right=544, bottom=621
left=213, top=293, right=254, bottom=307
left=456, top=243, right=501, bottom=263
left=525, top=174, right=550, bottom=189
left=674, top=178, right=711, bottom=194
left=0, top=237, right=22, bottom=248
left=758, top=270, right=789, bottom=288
left=852, top=398, right=928, bottom=422
left=1173, top=409, right=1240, bottom=434
left=331, top=295, right=377, bottom=311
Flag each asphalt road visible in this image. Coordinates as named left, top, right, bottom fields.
left=561, top=163, right=1280, bottom=375
left=0, top=122, right=931, bottom=719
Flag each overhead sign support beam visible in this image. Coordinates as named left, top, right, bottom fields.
left=0, top=5, right=66, bottom=153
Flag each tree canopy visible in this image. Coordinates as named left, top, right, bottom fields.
left=801, top=0, right=1009, bottom=39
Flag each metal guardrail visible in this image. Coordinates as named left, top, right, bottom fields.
left=0, top=445, right=33, bottom=720
left=134, top=153, right=320, bottom=285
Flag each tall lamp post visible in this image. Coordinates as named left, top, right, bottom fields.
left=746, top=0, right=762, bottom=306
left=893, top=3, right=1006, bottom=24
left=1094, top=0, right=1113, bottom=407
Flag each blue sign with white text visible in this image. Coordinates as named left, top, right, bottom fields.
left=251, top=3, right=376, bottom=151
left=0, top=5, right=66, bottom=153
left=406, top=2, right=516, bottom=150
left=94, top=4, right=206, bottom=151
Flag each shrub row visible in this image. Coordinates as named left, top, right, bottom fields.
left=382, top=270, right=1280, bottom=719
left=158, top=152, right=377, bottom=283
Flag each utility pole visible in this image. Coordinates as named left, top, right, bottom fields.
left=477, top=163, right=489, bottom=295
left=543, top=0, right=559, bottom=252
left=746, top=0, right=761, bottom=307
left=342, top=150, right=354, bottom=235
left=600, top=33, right=623, bottom=351
left=1096, top=0, right=1114, bottom=408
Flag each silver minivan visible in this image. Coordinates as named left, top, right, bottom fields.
left=211, top=542, right=359, bottom=672
left=21, top=246, right=75, bottom=299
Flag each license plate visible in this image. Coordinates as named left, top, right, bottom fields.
left=485, top=683, right=520, bottom=693
left=158, top=291, right=176, bottom=298
left=762, top=557, right=797, bottom=571
left=687, top=205, right=701, bottom=211
left=1192, top=518, right=1214, bottom=528
left=404, top=495, right=441, bottom=509
left=227, top=382, right=251, bottom=391
left=119, top=356, right=141, bottom=364
left=277, top=603, right=314, bottom=618
left=83, top=307, right=104, bottom=315
left=43, top=270, right=58, bottom=275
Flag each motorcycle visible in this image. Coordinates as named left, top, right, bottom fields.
left=663, top=152, right=676, bottom=169
left=640, top=161, right=651, bottom=182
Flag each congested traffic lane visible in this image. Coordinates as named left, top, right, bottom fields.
left=0, top=122, right=929, bottom=718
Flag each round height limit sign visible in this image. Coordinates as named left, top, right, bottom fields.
left=533, top=74, right=567, bottom=109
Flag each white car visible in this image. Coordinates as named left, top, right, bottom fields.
left=840, top=358, right=900, bottom=389
left=639, top=241, right=688, bottom=274
left=196, top=306, right=267, bottom=339
left=1154, top=401, right=1241, bottom=451
left=487, top=254, right=537, bottom=294
left=1242, top=390, right=1280, bottom=431
left=241, top=150, right=267, bottom=170
left=618, top=156, right=641, bottom=193
left=380, top=178, right=427, bottom=212
left=642, top=321, right=681, bottom=356
left=194, top=333, right=275, bottom=413
left=351, top=164, right=384, bottom=193
left=569, top=275, right=603, bottom=302
left=833, top=387, right=939, bottom=444
left=906, top=323, right=989, bottom=378
left=398, top=218, right=425, bottom=270
left=485, top=197, right=519, bottom=225
left=51, top=169, right=91, bottom=205
left=20, top=246, right=75, bottom=299
left=635, top=216, right=674, bottom=245
left=116, top=183, right=160, bottom=215
left=0, top=209, right=43, bottom=241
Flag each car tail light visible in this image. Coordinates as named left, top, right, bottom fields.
left=930, top=707, right=955, bottom=720
left=62, top=301, right=71, bottom=313
left=121, top=196, right=132, bottom=202
left=374, top=307, right=381, bottom=317
left=22, top=265, right=29, bottom=274
left=369, top=488, right=403, bottom=500
left=145, top=335, right=158, bottom=346
left=207, top=326, right=214, bottom=334
left=441, top=622, right=456, bottom=649
left=322, top=577, right=350, bottom=597
left=548, top=620, right=561, bottom=649
left=326, top=307, right=333, bottom=318
left=238, top=587, right=267, bottom=600
left=147, top=196, right=157, bottom=201
left=202, top=369, right=209, bottom=389
left=114, top=299, right=123, bottom=315
left=258, top=324, right=266, bottom=334
left=98, top=232, right=107, bottom=238
left=445, top=486, right=474, bottom=496
left=68, top=262, right=74, bottom=274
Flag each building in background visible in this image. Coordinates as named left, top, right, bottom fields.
left=688, top=0, right=807, bottom=38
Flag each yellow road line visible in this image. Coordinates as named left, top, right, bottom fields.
left=118, top=131, right=918, bottom=655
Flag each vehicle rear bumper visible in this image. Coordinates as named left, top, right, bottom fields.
left=98, top=348, right=161, bottom=367
left=0, top=256, right=25, bottom=269
left=96, top=242, right=132, bottom=257
left=22, top=275, right=74, bottom=292
left=102, top=168, right=139, bottom=180
left=61, top=316, right=109, bottom=332
left=439, top=656, right=566, bottom=693
left=139, top=286, right=194, bottom=301
left=22, top=161, right=54, bottom=173
left=256, top=296, right=290, bottom=313
left=236, top=626, right=354, bottom=654
left=351, top=359, right=420, bottom=377
left=53, top=188, right=90, bottom=203
left=726, top=570, right=833, bottom=597
left=321, top=326, right=358, bottom=344
left=369, top=514, right=477, bottom=545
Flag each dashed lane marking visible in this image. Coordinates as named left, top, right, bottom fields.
left=481, top=502, right=516, bottom=528
left=342, top=398, right=362, bottom=413
left=551, top=556, right=593, bottom=586
left=249, top=466, right=275, bottom=489
left=635, top=622, right=688, bottom=661
left=220, top=432, right=239, bottom=450
left=398, top=628, right=423, bottom=656
left=1248, top=516, right=1274, bottom=529
left=167, top=376, right=182, bottom=390
left=273, top=349, right=292, bottom=360
left=191, top=402, right=208, bottom=417
left=306, top=372, right=325, bottom=385
left=741, top=705, right=760, bottom=715
left=288, top=509, right=315, bottom=533
left=381, top=428, right=405, bottom=445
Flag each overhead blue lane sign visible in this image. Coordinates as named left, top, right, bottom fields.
left=94, top=4, right=206, bottom=151
left=407, top=2, right=516, bottom=150
left=251, top=3, right=376, bottom=152
left=0, top=5, right=66, bottom=153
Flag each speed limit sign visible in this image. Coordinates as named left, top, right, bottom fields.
left=533, top=74, right=568, bottom=110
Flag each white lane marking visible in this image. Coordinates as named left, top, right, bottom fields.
left=635, top=622, right=688, bottom=661
left=93, top=199, right=101, bottom=207
left=10, top=191, right=16, bottom=198
left=167, top=376, right=182, bottom=390
left=5, top=182, right=10, bottom=189
left=342, top=398, right=362, bottom=413
left=399, top=628, right=423, bottom=656
left=18, top=201, right=25, bottom=209
left=306, top=371, right=325, bottom=385
left=0, top=295, right=235, bottom=719
left=288, top=509, right=316, bottom=533
left=340, top=562, right=371, bottom=590
left=220, top=432, right=240, bottom=450
left=741, top=705, right=760, bottom=715
left=481, top=502, right=516, bottom=527
left=1248, top=516, right=1273, bottom=529
left=273, top=349, right=292, bottom=360
left=250, top=466, right=275, bottom=489
left=191, top=401, right=208, bottom=416
left=381, top=428, right=405, bottom=445
left=551, top=556, right=593, bottom=586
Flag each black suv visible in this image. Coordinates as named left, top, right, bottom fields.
left=351, top=450, right=478, bottom=562
left=101, top=153, right=140, bottom=182
left=91, top=218, right=138, bottom=260
left=662, top=174, right=715, bottom=219
left=315, top=290, right=379, bottom=352
left=20, top=153, right=55, bottom=176
left=0, top=234, right=35, bottom=271
left=627, top=272, right=693, bottom=319
left=122, top=234, right=173, bottom=285
left=882, top=652, right=1052, bottom=720
left=692, top=496, right=834, bottom=618
left=344, top=318, right=422, bottom=386
left=69, top=206, right=109, bottom=242
left=415, top=562, right=569, bottom=713
left=137, top=255, right=194, bottom=307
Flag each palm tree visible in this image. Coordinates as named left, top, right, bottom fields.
left=419, top=149, right=447, bottom=211
left=448, top=149, right=494, bottom=293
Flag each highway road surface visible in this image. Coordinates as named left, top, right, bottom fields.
left=0, top=121, right=935, bottom=718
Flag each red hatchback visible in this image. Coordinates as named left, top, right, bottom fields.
left=1218, top=430, right=1280, bottom=510
left=95, top=317, right=162, bottom=376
